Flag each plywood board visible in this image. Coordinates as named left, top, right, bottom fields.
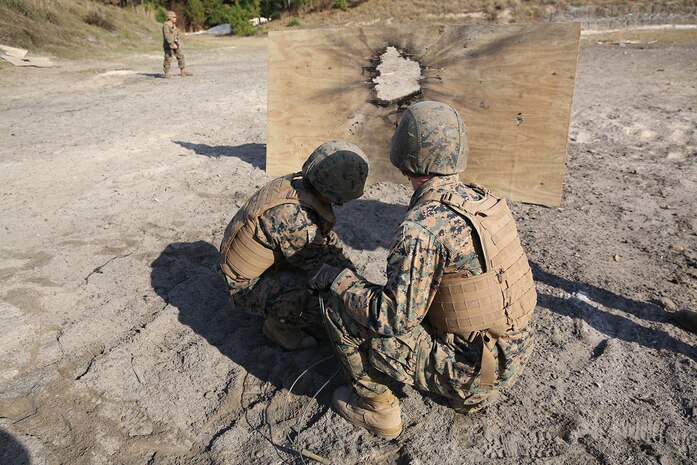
left=268, top=24, right=580, bottom=206
left=0, top=44, right=28, bottom=58
left=0, top=54, right=55, bottom=67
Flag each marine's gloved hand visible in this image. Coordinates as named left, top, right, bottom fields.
left=308, top=264, right=342, bottom=291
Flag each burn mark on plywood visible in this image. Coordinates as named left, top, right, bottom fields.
left=364, top=45, right=424, bottom=109
left=267, top=24, right=582, bottom=205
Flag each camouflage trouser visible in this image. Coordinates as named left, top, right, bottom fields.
left=322, top=295, right=533, bottom=411
left=226, top=265, right=322, bottom=330
left=163, top=46, right=186, bottom=74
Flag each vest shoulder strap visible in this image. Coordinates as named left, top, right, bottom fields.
left=416, top=188, right=498, bottom=268
left=260, top=173, right=336, bottom=231
left=290, top=178, right=336, bottom=232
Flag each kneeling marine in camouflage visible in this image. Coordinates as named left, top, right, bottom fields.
left=309, top=102, right=536, bottom=439
left=219, top=141, right=370, bottom=350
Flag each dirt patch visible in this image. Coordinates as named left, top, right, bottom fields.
left=0, top=30, right=695, bottom=465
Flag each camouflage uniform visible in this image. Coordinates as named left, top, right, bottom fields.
left=220, top=141, right=369, bottom=335
left=224, top=190, right=355, bottom=329
left=322, top=102, right=534, bottom=414
left=162, top=17, right=186, bottom=76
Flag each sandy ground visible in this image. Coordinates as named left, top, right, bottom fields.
left=0, top=30, right=696, bottom=465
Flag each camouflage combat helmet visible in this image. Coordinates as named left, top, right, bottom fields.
left=166, top=10, right=177, bottom=19
left=302, top=140, right=370, bottom=204
left=390, top=101, right=468, bottom=176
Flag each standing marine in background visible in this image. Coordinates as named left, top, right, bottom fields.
left=162, top=10, right=192, bottom=78
left=309, top=101, right=537, bottom=439
left=219, top=141, right=369, bottom=351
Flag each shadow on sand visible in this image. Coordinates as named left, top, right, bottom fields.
left=0, top=428, right=30, bottom=465
left=174, top=141, right=266, bottom=170
left=138, top=72, right=167, bottom=79
left=149, top=241, right=338, bottom=439
left=332, top=198, right=407, bottom=251
left=531, top=261, right=696, bottom=361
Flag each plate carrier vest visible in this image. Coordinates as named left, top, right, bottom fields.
left=422, top=187, right=536, bottom=389
left=219, top=173, right=336, bottom=283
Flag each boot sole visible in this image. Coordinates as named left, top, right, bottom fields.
left=370, top=424, right=403, bottom=440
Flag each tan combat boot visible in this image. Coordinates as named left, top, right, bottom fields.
left=163, top=72, right=171, bottom=79
left=332, top=386, right=402, bottom=439
left=674, top=309, right=697, bottom=334
left=449, top=390, right=500, bottom=415
left=262, top=315, right=317, bottom=351
left=180, top=68, right=193, bottom=77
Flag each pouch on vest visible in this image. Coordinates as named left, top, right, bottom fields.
left=219, top=174, right=335, bottom=283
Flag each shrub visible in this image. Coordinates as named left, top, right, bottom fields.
left=223, top=3, right=255, bottom=36
left=260, top=0, right=285, bottom=18
left=334, top=0, right=348, bottom=10
left=187, top=0, right=205, bottom=30
left=5, top=0, right=62, bottom=23
left=201, top=0, right=225, bottom=28
left=289, top=0, right=307, bottom=12
left=286, top=17, right=300, bottom=27
left=154, top=5, right=167, bottom=22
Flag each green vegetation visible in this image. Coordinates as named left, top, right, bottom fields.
left=154, top=5, right=167, bottom=22
left=185, top=0, right=204, bottom=29
left=137, top=0, right=365, bottom=34
left=0, top=0, right=162, bottom=57
left=286, top=17, right=300, bottom=27
left=222, top=1, right=258, bottom=36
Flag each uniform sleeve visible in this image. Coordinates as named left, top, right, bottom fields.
left=324, top=230, right=357, bottom=272
left=330, top=221, right=446, bottom=336
left=257, top=204, right=353, bottom=271
left=163, top=23, right=175, bottom=46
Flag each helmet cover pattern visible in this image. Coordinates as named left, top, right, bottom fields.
left=389, top=101, right=468, bottom=176
left=302, top=140, right=370, bottom=204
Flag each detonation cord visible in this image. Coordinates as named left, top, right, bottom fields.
left=282, top=295, right=337, bottom=465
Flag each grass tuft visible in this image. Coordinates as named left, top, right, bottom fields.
left=84, top=9, right=115, bottom=31
left=0, top=0, right=162, bottom=57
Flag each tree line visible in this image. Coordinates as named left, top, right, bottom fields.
left=134, top=0, right=361, bottom=35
